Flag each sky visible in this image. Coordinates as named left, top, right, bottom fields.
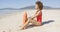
left=0, top=0, right=60, bottom=9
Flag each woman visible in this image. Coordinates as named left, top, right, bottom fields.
left=20, top=1, right=43, bottom=30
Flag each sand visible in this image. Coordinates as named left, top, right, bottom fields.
left=0, top=9, right=60, bottom=32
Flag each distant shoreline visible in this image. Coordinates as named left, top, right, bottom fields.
left=0, top=8, right=60, bottom=10
left=0, top=9, right=60, bottom=19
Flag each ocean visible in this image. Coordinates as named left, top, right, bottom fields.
left=0, top=10, right=21, bottom=16
left=0, top=9, right=60, bottom=17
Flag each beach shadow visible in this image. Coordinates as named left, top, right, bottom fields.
left=27, top=20, right=54, bottom=29
left=42, top=20, right=54, bottom=25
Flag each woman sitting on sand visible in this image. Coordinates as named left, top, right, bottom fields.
left=20, top=1, right=43, bottom=30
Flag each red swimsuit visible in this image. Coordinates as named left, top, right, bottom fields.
left=36, top=11, right=42, bottom=23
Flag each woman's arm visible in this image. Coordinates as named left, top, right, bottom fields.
left=30, top=11, right=40, bottom=19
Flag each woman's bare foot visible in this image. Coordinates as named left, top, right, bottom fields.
left=19, top=25, right=27, bottom=30
left=20, top=27, right=26, bottom=30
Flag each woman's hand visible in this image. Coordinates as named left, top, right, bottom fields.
left=28, top=17, right=34, bottom=20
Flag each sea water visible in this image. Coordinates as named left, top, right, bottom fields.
left=0, top=10, right=22, bottom=17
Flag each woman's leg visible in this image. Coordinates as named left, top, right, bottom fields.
left=29, top=19, right=42, bottom=26
left=20, top=11, right=28, bottom=30
left=22, top=11, right=27, bottom=25
left=20, top=19, right=42, bottom=30
left=20, top=20, right=30, bottom=30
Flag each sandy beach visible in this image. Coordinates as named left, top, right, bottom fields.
left=0, top=9, right=60, bottom=32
